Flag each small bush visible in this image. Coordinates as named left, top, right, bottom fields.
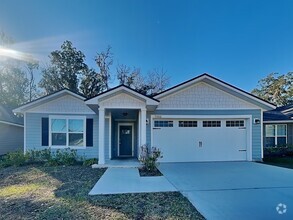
left=264, top=145, right=293, bottom=158
left=139, top=145, right=162, bottom=172
left=0, top=148, right=81, bottom=168
left=83, top=158, right=98, bottom=166
left=0, top=151, right=28, bottom=167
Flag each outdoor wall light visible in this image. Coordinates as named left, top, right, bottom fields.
left=254, top=118, right=260, bottom=124
left=122, top=112, right=128, bottom=117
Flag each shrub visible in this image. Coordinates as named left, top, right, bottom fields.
left=0, top=151, right=28, bottom=167
left=264, top=145, right=293, bottom=158
left=83, top=158, right=98, bottom=166
left=0, top=148, right=81, bottom=167
left=139, top=145, right=162, bottom=172
left=53, top=149, right=78, bottom=166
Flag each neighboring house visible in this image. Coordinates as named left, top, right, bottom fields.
left=263, top=104, right=293, bottom=147
left=0, top=105, right=24, bottom=155
left=13, top=74, right=276, bottom=164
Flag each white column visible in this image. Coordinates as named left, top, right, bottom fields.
left=98, top=108, right=105, bottom=164
left=141, top=109, right=147, bottom=146
left=138, top=110, right=141, bottom=147
left=24, top=112, right=26, bottom=154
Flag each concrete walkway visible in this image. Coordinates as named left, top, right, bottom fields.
left=89, top=167, right=177, bottom=195
left=159, top=162, right=293, bottom=220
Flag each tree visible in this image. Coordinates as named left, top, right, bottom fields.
left=116, top=65, right=170, bottom=95
left=25, top=62, right=39, bottom=102
left=0, top=31, right=38, bottom=107
left=146, top=68, right=170, bottom=95
left=252, top=72, right=292, bottom=106
left=95, top=46, right=113, bottom=90
left=39, top=40, right=87, bottom=94
left=0, top=64, right=29, bottom=107
left=80, top=68, right=105, bottom=98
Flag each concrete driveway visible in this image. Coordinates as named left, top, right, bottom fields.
left=158, top=162, right=293, bottom=220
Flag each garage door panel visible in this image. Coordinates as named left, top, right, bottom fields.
left=153, top=127, right=199, bottom=162
left=153, top=118, right=248, bottom=162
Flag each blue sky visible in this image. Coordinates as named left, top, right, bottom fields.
left=1, top=0, right=293, bottom=91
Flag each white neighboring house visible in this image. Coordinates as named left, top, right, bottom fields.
left=0, top=105, right=24, bottom=155
left=13, top=74, right=276, bottom=164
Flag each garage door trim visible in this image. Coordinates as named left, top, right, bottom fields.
left=151, top=114, right=253, bottom=161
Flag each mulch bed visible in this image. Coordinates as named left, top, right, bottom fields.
left=138, top=167, right=163, bottom=177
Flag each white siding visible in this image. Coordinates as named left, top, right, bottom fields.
left=158, top=82, right=257, bottom=109
left=28, top=95, right=94, bottom=114
left=100, top=93, right=145, bottom=108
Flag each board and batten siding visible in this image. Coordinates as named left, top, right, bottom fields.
left=26, top=113, right=99, bottom=159
left=147, top=109, right=262, bottom=161
left=0, top=123, right=24, bottom=155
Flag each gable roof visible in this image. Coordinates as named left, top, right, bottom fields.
left=264, top=103, right=293, bottom=122
left=153, top=73, right=276, bottom=110
left=0, top=105, right=24, bottom=127
left=85, top=84, right=160, bottom=105
left=13, top=89, right=86, bottom=114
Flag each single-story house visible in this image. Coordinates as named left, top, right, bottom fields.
left=0, top=105, right=24, bottom=155
left=263, top=104, right=293, bottom=147
left=13, top=73, right=276, bottom=164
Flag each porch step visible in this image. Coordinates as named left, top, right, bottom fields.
left=92, top=161, right=143, bottom=168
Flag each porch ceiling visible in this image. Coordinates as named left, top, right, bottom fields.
left=109, top=109, right=138, bottom=120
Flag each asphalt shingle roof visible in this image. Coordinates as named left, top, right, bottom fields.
left=0, top=105, right=24, bottom=126
left=264, top=103, right=293, bottom=122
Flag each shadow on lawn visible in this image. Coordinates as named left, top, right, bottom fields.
left=0, top=165, right=204, bottom=220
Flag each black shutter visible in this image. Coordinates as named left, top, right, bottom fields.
left=42, top=117, right=49, bottom=146
left=86, top=118, right=93, bottom=147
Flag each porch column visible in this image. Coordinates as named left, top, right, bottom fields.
left=141, top=108, right=147, bottom=146
left=98, top=107, right=105, bottom=164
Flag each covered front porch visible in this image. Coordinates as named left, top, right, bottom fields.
left=85, top=85, right=159, bottom=165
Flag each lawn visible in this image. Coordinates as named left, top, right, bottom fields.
left=0, top=165, right=204, bottom=220
left=263, top=157, right=293, bottom=169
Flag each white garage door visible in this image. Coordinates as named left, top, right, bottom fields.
left=152, top=118, right=248, bottom=162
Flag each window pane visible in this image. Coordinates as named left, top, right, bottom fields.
left=265, top=125, right=275, bottom=137
left=203, top=121, right=221, bottom=127
left=52, top=133, right=66, bottom=145
left=69, top=119, right=84, bottom=132
left=154, top=120, right=173, bottom=127
left=69, top=133, right=84, bottom=146
left=51, top=119, right=66, bottom=132
left=265, top=137, right=275, bottom=147
left=179, top=121, right=197, bottom=127
left=277, top=137, right=286, bottom=146
left=277, top=125, right=286, bottom=136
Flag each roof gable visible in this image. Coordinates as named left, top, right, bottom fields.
left=85, top=85, right=159, bottom=106
left=13, top=89, right=86, bottom=113
left=157, top=82, right=257, bottom=109
left=154, top=73, right=276, bottom=110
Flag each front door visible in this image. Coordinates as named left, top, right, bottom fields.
left=119, top=125, right=133, bottom=156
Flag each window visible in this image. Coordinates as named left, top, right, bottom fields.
left=226, top=120, right=245, bottom=127
left=203, top=120, right=221, bottom=127
left=265, top=124, right=287, bottom=147
left=179, top=121, right=197, bottom=127
left=154, top=120, right=173, bottom=127
left=50, top=116, right=86, bottom=148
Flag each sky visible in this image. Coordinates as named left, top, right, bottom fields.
left=1, top=0, right=293, bottom=92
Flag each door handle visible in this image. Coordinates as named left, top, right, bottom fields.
left=199, top=141, right=203, bottom=147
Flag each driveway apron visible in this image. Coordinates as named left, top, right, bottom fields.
left=158, top=162, right=293, bottom=220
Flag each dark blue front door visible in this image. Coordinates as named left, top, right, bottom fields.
left=119, top=125, right=133, bottom=156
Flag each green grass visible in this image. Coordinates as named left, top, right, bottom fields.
left=263, top=157, right=293, bottom=169
left=0, top=165, right=204, bottom=220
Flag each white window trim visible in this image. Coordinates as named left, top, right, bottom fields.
left=49, top=115, right=87, bottom=149
left=265, top=124, right=287, bottom=147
